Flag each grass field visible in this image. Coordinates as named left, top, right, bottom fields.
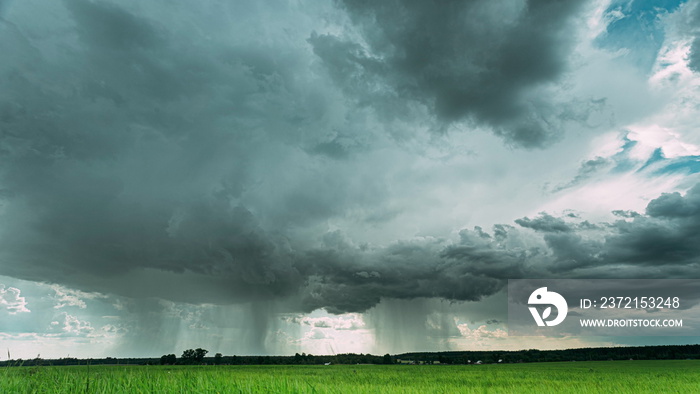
left=2, top=360, right=699, bottom=393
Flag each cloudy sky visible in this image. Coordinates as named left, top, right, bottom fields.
left=1, top=0, right=700, bottom=359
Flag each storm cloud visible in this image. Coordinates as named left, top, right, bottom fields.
left=296, top=183, right=700, bottom=313
left=1, top=0, right=699, bottom=333
left=310, top=0, right=588, bottom=147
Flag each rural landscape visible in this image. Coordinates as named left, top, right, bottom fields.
left=1, top=345, right=699, bottom=392
left=2, top=0, right=700, bottom=391
left=3, top=361, right=700, bottom=393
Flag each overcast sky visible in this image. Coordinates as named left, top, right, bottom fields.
left=1, top=0, right=700, bottom=359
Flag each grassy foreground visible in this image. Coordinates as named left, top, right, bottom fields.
left=2, top=360, right=699, bottom=393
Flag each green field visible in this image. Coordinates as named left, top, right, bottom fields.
left=3, top=360, right=699, bottom=393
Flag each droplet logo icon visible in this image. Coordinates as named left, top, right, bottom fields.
left=528, top=287, right=568, bottom=327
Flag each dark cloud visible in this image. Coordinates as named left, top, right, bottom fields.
left=541, top=185, right=700, bottom=272
left=646, top=190, right=700, bottom=218
left=294, top=184, right=700, bottom=313
left=310, top=0, right=587, bottom=147
left=297, top=238, right=510, bottom=313
left=65, top=0, right=163, bottom=50
left=605, top=188, right=700, bottom=267
left=0, top=0, right=314, bottom=302
left=1, top=0, right=700, bottom=320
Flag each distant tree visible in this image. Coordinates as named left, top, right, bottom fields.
left=195, top=348, right=208, bottom=363
left=181, top=348, right=208, bottom=364
left=160, top=354, right=176, bottom=365
left=383, top=354, right=393, bottom=364
left=214, top=353, right=223, bottom=365
left=181, top=349, right=196, bottom=364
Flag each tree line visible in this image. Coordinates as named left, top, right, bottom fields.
left=398, top=344, right=700, bottom=364
left=1, top=344, right=698, bottom=367
left=160, top=348, right=212, bottom=365
left=159, top=351, right=393, bottom=365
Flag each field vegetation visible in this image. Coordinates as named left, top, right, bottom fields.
left=2, top=360, right=699, bottom=393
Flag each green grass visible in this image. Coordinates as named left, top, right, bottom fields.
left=2, top=360, right=699, bottom=393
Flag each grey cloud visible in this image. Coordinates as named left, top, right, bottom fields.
left=691, top=37, right=700, bottom=73
left=296, top=184, right=700, bottom=313
left=547, top=185, right=700, bottom=271
left=65, top=0, right=163, bottom=51
left=2, top=0, right=700, bottom=321
left=612, top=210, right=641, bottom=218
left=308, top=135, right=365, bottom=160
left=311, top=0, right=588, bottom=147
left=687, top=2, right=700, bottom=73
left=294, top=225, right=538, bottom=313
left=552, top=156, right=612, bottom=192
left=509, top=187, right=700, bottom=274
left=645, top=190, right=700, bottom=218
left=515, top=213, right=573, bottom=232
left=355, top=271, right=380, bottom=278
left=0, top=0, right=317, bottom=303
left=65, top=0, right=190, bottom=102
left=296, top=238, right=509, bottom=313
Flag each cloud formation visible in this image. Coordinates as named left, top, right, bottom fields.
left=684, top=1, right=700, bottom=73
left=0, top=0, right=699, bottom=335
left=296, top=183, right=700, bottom=313
left=311, top=0, right=589, bottom=147
left=0, top=285, right=30, bottom=314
